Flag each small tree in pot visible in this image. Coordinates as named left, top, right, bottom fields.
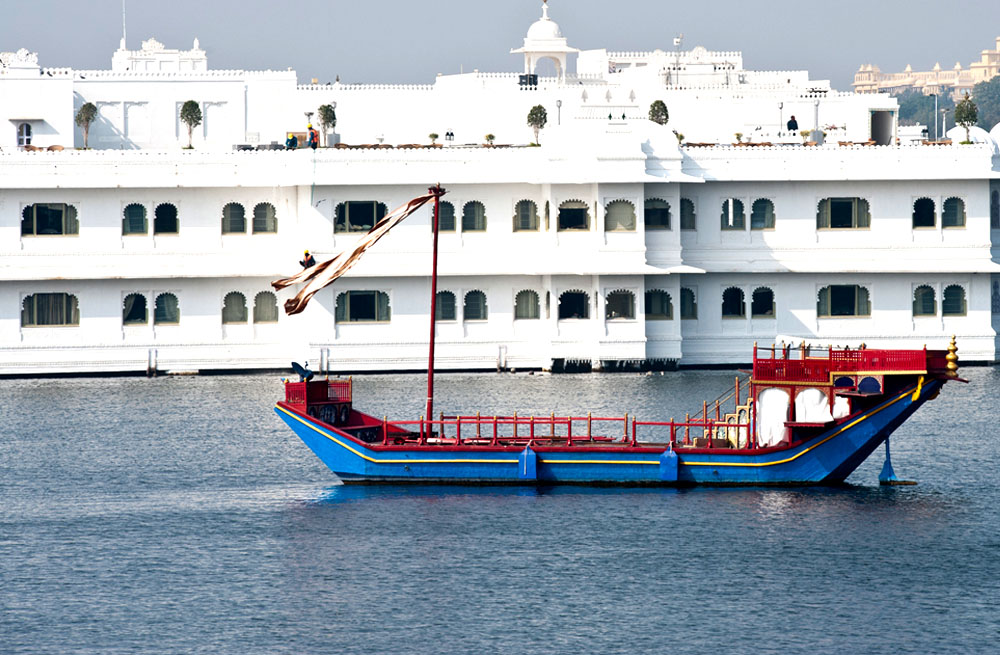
left=648, top=100, right=669, bottom=125
left=955, top=92, right=978, bottom=144
left=318, top=104, right=337, bottom=146
left=180, top=100, right=202, bottom=149
left=75, top=102, right=98, bottom=149
left=527, top=105, right=547, bottom=145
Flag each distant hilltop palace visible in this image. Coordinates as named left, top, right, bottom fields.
left=853, top=37, right=1000, bottom=99
left=0, top=1, right=999, bottom=376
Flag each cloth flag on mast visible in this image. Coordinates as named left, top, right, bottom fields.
left=272, top=191, right=440, bottom=315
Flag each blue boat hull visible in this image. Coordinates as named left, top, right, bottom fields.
left=275, top=378, right=942, bottom=485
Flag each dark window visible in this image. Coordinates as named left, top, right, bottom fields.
left=720, top=199, right=745, bottom=230
left=751, top=287, right=775, bottom=317
left=154, top=203, right=179, bottom=234
left=17, top=122, right=32, bottom=147
left=515, top=290, right=540, bottom=319
left=253, top=292, right=278, bottom=323
left=222, top=292, right=248, bottom=323
left=721, top=287, right=745, bottom=317
left=21, top=293, right=80, bottom=327
left=645, top=289, right=673, bottom=319
left=817, top=285, right=870, bottom=317
left=435, top=291, right=456, bottom=321
left=680, top=198, right=696, bottom=230
left=335, top=201, right=387, bottom=233
left=818, top=198, right=870, bottom=229
left=605, top=290, right=635, bottom=319
left=942, top=198, right=965, bottom=228
left=336, top=290, right=391, bottom=322
left=605, top=200, right=636, bottom=231
left=21, top=203, right=79, bottom=236
left=558, top=201, right=589, bottom=231
left=644, top=199, right=670, bottom=230
left=750, top=199, right=775, bottom=230
left=680, top=288, right=697, bottom=319
left=942, top=285, right=966, bottom=316
left=513, top=200, right=538, bottom=231
left=558, top=291, right=589, bottom=319
left=123, top=293, right=147, bottom=324
left=253, top=202, right=277, bottom=233
left=222, top=203, right=246, bottom=234
left=462, top=201, right=487, bottom=232
left=438, top=201, right=456, bottom=232
left=912, top=198, right=935, bottom=228
left=122, top=204, right=147, bottom=235
left=463, top=290, right=488, bottom=320
left=913, top=286, right=936, bottom=316
left=154, top=293, right=180, bottom=324
left=991, top=190, right=999, bottom=229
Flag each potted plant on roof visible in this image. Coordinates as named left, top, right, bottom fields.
left=485, top=134, right=496, bottom=147
left=180, top=100, right=202, bottom=149
left=954, top=92, right=978, bottom=144
left=75, top=102, right=97, bottom=149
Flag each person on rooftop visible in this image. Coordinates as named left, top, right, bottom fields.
left=299, top=250, right=316, bottom=268
left=285, top=132, right=298, bottom=150
left=787, top=115, right=799, bottom=131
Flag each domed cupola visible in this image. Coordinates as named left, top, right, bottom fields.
left=511, top=1, right=578, bottom=82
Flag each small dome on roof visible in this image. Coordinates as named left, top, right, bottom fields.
left=526, top=2, right=562, bottom=40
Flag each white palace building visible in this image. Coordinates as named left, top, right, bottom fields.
left=2, top=2, right=1000, bottom=375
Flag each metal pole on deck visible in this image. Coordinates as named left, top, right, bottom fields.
left=425, top=185, right=446, bottom=421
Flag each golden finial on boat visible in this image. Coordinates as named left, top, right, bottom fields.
left=946, top=335, right=959, bottom=377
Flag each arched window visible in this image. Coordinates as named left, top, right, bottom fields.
left=123, top=293, right=148, bottom=325
left=437, top=201, right=456, bottom=232
left=336, top=290, right=391, bottom=322
left=605, top=290, right=635, bottom=319
left=17, top=123, right=32, bottom=147
left=514, top=290, right=540, bottom=319
left=817, top=285, right=870, bottom=317
left=750, top=199, right=775, bottom=230
left=817, top=198, right=870, bottom=229
left=252, top=202, right=277, bottom=233
left=222, top=202, right=246, bottom=234
left=336, top=201, right=387, bottom=233
left=462, top=201, right=487, bottom=232
left=720, top=198, right=745, bottom=230
left=751, top=287, right=775, bottom=318
left=122, top=204, right=147, bottom=235
left=991, top=190, right=1000, bottom=229
left=912, top=197, right=935, bottom=228
left=21, top=293, right=80, bottom=327
left=21, top=203, right=79, bottom=236
left=604, top=200, right=636, bottom=232
left=154, top=293, right=180, bottom=324
left=558, top=200, right=589, bottom=231
left=513, top=200, right=538, bottom=232
left=680, top=288, right=697, bottom=319
left=912, top=285, right=936, bottom=316
left=558, top=290, right=590, bottom=319
left=222, top=292, right=248, bottom=323
left=253, top=291, right=278, bottom=323
left=435, top=291, right=456, bottom=320
left=680, top=198, right=696, bottom=230
left=721, top=287, right=746, bottom=317
left=463, top=290, right=488, bottom=320
left=154, top=203, right=179, bottom=234
left=942, top=285, right=967, bottom=316
left=645, top=289, right=673, bottom=320
left=644, top=199, right=670, bottom=230
left=942, top=197, right=965, bottom=228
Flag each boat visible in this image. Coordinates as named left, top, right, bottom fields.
left=273, top=187, right=965, bottom=486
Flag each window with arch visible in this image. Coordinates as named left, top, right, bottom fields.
left=122, top=204, right=147, bottom=235
left=680, top=288, right=697, bottom=319
left=154, top=293, right=180, bottom=324
left=514, top=290, right=540, bottom=319
left=21, top=203, right=79, bottom=236
left=604, top=200, right=636, bottom=232
left=644, top=199, right=671, bottom=230
left=750, top=199, right=775, bottom=230
left=721, top=287, right=746, bottom=318
left=462, top=201, right=487, bottom=232
left=222, top=292, right=248, bottom=324
left=680, top=198, right=696, bottom=230
left=154, top=203, right=179, bottom=234
left=912, top=197, right=935, bottom=228
left=336, top=290, right=391, bottom=323
left=336, top=201, right=387, bottom=233
left=720, top=198, right=745, bottom=230
left=558, top=200, right=589, bottom=231
left=513, top=200, right=538, bottom=231
left=463, top=290, right=488, bottom=320
left=817, top=198, right=870, bottom=229
left=123, top=293, right=148, bottom=325
left=222, top=203, right=246, bottom=234
left=645, top=289, right=673, bottom=320
left=942, top=285, right=967, bottom=316
left=435, top=291, right=456, bottom=321
left=817, top=285, right=870, bottom=317
left=558, top=290, right=590, bottom=319
left=991, top=190, right=1000, bottom=229
left=17, top=122, right=32, bottom=147
left=253, top=202, right=277, bottom=233
left=605, top=290, right=636, bottom=319
left=437, top=201, right=456, bottom=232
left=942, top=197, right=965, bottom=228
left=913, top=285, right=936, bottom=316
left=253, top=291, right=279, bottom=323
left=751, top=287, right=775, bottom=318
left=21, top=293, right=80, bottom=327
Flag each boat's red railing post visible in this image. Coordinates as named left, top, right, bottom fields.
left=630, top=415, right=637, bottom=446
left=669, top=418, right=676, bottom=447
left=529, top=416, right=536, bottom=445
left=684, top=413, right=690, bottom=444
left=550, top=412, right=555, bottom=441
left=567, top=417, right=573, bottom=445
left=382, top=416, right=389, bottom=445
left=419, top=415, right=424, bottom=444
left=492, top=415, right=498, bottom=446
left=455, top=416, right=462, bottom=446
left=735, top=377, right=740, bottom=407
left=425, top=185, right=446, bottom=424
left=513, top=411, right=518, bottom=440
left=476, top=411, right=481, bottom=440
left=587, top=412, right=592, bottom=440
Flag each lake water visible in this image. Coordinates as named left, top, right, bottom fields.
left=2, top=368, right=998, bottom=654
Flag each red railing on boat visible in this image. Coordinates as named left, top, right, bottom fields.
left=752, top=344, right=932, bottom=384
left=284, top=378, right=352, bottom=405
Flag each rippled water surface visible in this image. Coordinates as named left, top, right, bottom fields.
left=2, top=369, right=999, bottom=654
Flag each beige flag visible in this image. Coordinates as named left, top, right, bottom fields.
left=273, top=192, right=437, bottom=315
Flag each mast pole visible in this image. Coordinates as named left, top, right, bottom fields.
left=425, top=185, right=445, bottom=421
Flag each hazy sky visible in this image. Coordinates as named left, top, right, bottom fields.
left=3, top=0, right=999, bottom=89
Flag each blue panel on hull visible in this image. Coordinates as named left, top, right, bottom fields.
left=659, top=449, right=679, bottom=482
left=518, top=447, right=537, bottom=480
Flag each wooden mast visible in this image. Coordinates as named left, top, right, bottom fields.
left=425, top=185, right=446, bottom=421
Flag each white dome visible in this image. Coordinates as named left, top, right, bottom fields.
left=527, top=17, right=562, bottom=40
